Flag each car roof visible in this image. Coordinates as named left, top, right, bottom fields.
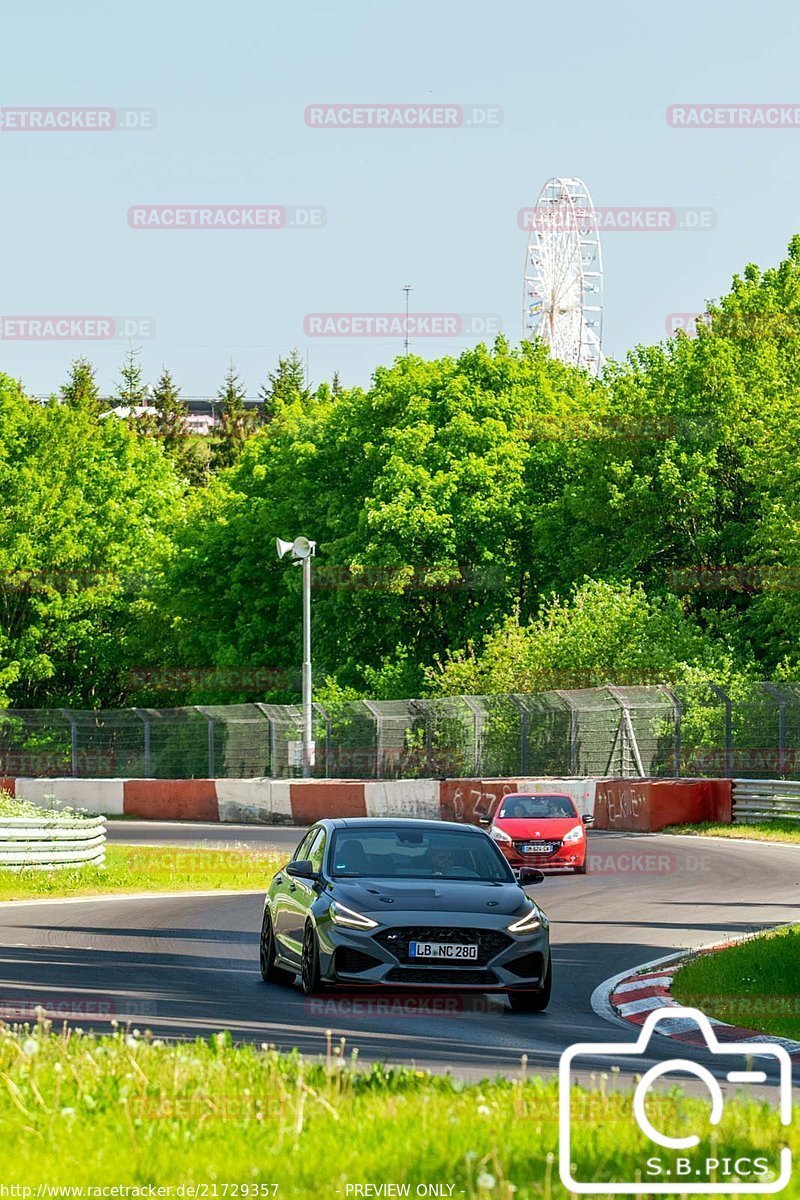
left=501, top=791, right=574, bottom=799
left=316, top=817, right=485, bottom=833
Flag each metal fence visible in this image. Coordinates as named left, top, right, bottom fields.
left=3, top=681, right=800, bottom=781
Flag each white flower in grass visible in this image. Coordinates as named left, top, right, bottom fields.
left=53, top=1063, right=62, bottom=1074
left=60, top=1107, right=76, bottom=1119
left=125, top=1035, right=139, bottom=1049
left=477, top=1174, right=496, bottom=1191
left=476, top=1104, right=491, bottom=1116
left=22, top=1038, right=38, bottom=1056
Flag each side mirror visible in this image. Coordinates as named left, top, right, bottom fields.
left=582, top=814, right=594, bottom=826
left=518, top=866, right=545, bottom=886
left=286, top=859, right=317, bottom=880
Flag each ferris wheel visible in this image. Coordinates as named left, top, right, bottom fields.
left=522, top=177, right=604, bottom=376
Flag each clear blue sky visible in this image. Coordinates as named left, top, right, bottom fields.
left=2, top=0, right=798, bottom=397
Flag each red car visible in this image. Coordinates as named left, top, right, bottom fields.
left=483, top=792, right=592, bottom=874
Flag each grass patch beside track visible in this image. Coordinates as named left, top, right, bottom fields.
left=663, top=819, right=800, bottom=844
left=672, top=923, right=800, bottom=1040
left=0, top=1022, right=793, bottom=1195
left=0, top=845, right=284, bottom=901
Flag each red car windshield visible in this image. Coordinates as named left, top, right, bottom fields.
left=497, top=794, right=576, bottom=819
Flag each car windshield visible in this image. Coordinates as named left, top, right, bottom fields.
left=496, top=794, right=576, bottom=819
left=329, top=827, right=512, bottom=881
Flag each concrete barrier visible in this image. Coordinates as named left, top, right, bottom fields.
left=0, top=774, right=735, bottom=828
left=594, top=778, right=732, bottom=832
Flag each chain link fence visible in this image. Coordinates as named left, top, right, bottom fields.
left=1, top=682, right=799, bottom=780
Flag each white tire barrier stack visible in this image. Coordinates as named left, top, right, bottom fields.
left=0, top=815, right=106, bottom=870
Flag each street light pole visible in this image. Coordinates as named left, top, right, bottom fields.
left=276, top=535, right=316, bottom=777
left=301, top=551, right=313, bottom=778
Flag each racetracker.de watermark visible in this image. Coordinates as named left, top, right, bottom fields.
left=0, top=107, right=155, bottom=131
left=0, top=996, right=155, bottom=1019
left=667, top=311, right=800, bottom=338
left=518, top=206, right=715, bottom=232
left=0, top=317, right=154, bottom=340
left=305, top=103, right=502, bottom=128
left=128, top=205, right=325, bottom=229
left=668, top=104, right=800, bottom=128
left=303, top=313, right=501, bottom=337
left=304, top=993, right=507, bottom=1018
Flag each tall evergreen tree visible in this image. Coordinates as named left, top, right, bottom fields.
left=214, top=362, right=254, bottom=468
left=151, top=368, right=188, bottom=448
left=60, top=358, right=101, bottom=412
left=258, top=348, right=309, bottom=421
left=115, top=348, right=147, bottom=408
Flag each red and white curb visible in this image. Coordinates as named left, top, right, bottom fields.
left=592, top=942, right=800, bottom=1063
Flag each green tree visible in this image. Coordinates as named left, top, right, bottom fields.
left=150, top=368, right=188, bottom=449
left=424, top=579, right=729, bottom=696
left=258, top=349, right=309, bottom=423
left=0, top=373, right=183, bottom=708
left=60, top=358, right=101, bottom=412
left=115, top=348, right=147, bottom=408
left=213, top=363, right=255, bottom=468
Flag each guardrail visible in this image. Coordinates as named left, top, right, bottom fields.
left=0, top=815, right=106, bottom=870
left=731, top=778, right=800, bottom=824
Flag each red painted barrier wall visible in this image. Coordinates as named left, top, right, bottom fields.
left=595, top=778, right=732, bottom=832
left=0, top=778, right=15, bottom=797
left=123, top=779, right=219, bottom=821
left=439, top=778, right=520, bottom=824
left=289, top=781, right=367, bottom=824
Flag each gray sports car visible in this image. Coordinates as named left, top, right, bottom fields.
left=259, top=817, right=551, bottom=1012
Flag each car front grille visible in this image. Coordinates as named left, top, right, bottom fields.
left=374, top=926, right=512, bottom=967
left=385, top=966, right=499, bottom=986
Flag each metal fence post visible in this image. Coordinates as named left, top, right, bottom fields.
left=708, top=684, right=732, bottom=778
left=313, top=702, right=333, bottom=779
left=510, top=696, right=529, bottom=776
left=462, top=697, right=484, bottom=776
left=661, top=686, right=682, bottom=777
left=133, top=708, right=152, bottom=777
left=59, top=710, right=79, bottom=777
left=555, top=692, right=580, bottom=775
left=195, top=707, right=216, bottom=777
left=763, top=683, right=787, bottom=778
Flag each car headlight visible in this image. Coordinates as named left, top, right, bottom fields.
left=489, top=825, right=512, bottom=844
left=330, top=901, right=378, bottom=930
left=562, top=824, right=584, bottom=844
left=507, top=903, right=542, bottom=933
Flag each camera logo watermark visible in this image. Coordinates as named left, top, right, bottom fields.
left=305, top=104, right=502, bottom=128
left=303, top=314, right=501, bottom=337
left=0, top=317, right=155, bottom=340
left=519, top=207, right=715, bottom=232
left=559, top=1007, right=791, bottom=1194
left=128, top=205, right=325, bottom=229
left=0, top=107, right=156, bottom=132
left=668, top=104, right=800, bottom=128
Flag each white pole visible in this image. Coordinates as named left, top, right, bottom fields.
left=302, top=553, right=313, bottom=777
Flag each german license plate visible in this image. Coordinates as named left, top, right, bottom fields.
left=522, top=842, right=554, bottom=854
left=408, top=941, right=479, bottom=960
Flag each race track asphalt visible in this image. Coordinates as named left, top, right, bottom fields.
left=1, top=826, right=798, bottom=1085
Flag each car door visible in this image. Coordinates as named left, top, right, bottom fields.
left=280, top=827, right=326, bottom=963
left=272, top=828, right=315, bottom=954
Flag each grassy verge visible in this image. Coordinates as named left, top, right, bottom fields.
left=0, top=1022, right=793, bottom=1195
left=663, top=819, right=800, bottom=844
left=0, top=845, right=284, bottom=901
left=672, top=923, right=800, bottom=1040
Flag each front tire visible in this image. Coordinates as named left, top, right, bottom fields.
left=508, top=953, right=552, bottom=1013
left=300, top=922, right=325, bottom=995
left=259, top=910, right=294, bottom=984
